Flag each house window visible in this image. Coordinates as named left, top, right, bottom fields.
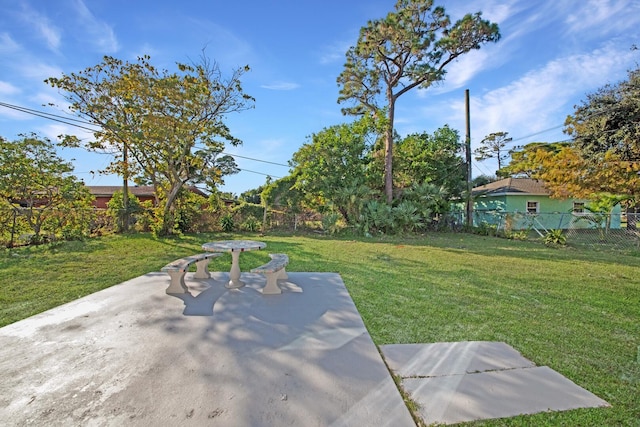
left=526, top=201, right=539, bottom=214
left=573, top=202, right=585, bottom=213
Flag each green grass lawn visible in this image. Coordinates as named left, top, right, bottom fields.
left=1, top=232, right=638, bottom=426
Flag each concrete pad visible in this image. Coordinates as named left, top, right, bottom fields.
left=403, top=367, right=610, bottom=425
left=381, top=341, right=535, bottom=377
left=380, top=342, right=609, bottom=425
left=0, top=272, right=415, bottom=427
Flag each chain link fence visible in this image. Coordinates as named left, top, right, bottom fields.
left=467, top=210, right=640, bottom=252
left=3, top=204, right=639, bottom=253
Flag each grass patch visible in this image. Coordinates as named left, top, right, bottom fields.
left=1, top=232, right=638, bottom=425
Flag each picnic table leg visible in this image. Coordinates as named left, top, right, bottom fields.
left=227, top=251, right=245, bottom=289
left=262, top=272, right=282, bottom=295
left=166, top=271, right=188, bottom=294
left=193, top=258, right=211, bottom=279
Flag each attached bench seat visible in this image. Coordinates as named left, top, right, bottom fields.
left=251, top=253, right=289, bottom=295
left=161, top=253, right=222, bottom=294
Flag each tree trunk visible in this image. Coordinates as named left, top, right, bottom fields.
left=160, top=182, right=184, bottom=235
left=262, top=202, right=267, bottom=234
left=122, top=144, right=129, bottom=232
left=384, top=99, right=395, bottom=204
left=338, top=206, right=350, bottom=224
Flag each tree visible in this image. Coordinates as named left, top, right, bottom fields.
left=337, top=0, right=500, bottom=203
left=501, top=67, right=640, bottom=204
left=46, top=54, right=253, bottom=235
left=471, top=174, right=496, bottom=187
left=394, top=125, right=465, bottom=196
left=106, top=190, right=144, bottom=233
left=289, top=117, right=377, bottom=223
left=565, top=66, right=640, bottom=162
left=474, top=131, right=512, bottom=170
left=503, top=143, right=640, bottom=201
left=240, top=187, right=263, bottom=204
left=0, top=134, right=93, bottom=245
left=498, top=141, right=570, bottom=178
left=261, top=175, right=306, bottom=230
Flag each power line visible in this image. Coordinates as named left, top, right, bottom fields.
left=507, top=124, right=566, bottom=145
left=472, top=161, right=493, bottom=177
left=238, top=168, right=282, bottom=179
left=0, top=101, right=99, bottom=133
left=1, top=101, right=293, bottom=172
left=221, top=152, right=289, bottom=167
left=0, top=101, right=96, bottom=125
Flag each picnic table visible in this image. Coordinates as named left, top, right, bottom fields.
left=202, top=240, right=266, bottom=288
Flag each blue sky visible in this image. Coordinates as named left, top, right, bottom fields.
left=1, top=0, right=639, bottom=195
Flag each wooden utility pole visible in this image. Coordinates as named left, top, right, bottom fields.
left=465, top=89, right=473, bottom=228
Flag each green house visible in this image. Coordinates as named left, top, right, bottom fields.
left=471, top=178, right=622, bottom=232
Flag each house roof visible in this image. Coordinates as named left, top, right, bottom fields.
left=87, top=186, right=156, bottom=197
left=86, top=185, right=207, bottom=197
left=472, top=178, right=550, bottom=196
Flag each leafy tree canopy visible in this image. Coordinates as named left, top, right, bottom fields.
left=46, top=53, right=253, bottom=235
left=474, top=131, right=512, bottom=170
left=337, top=0, right=500, bottom=202
left=565, top=66, right=640, bottom=162
left=261, top=175, right=303, bottom=213
left=500, top=67, right=640, bottom=203
left=289, top=116, right=378, bottom=222
left=471, top=174, right=497, bottom=187
left=498, top=141, right=571, bottom=178
left=0, top=134, right=93, bottom=243
left=394, top=125, right=465, bottom=197
left=502, top=143, right=640, bottom=201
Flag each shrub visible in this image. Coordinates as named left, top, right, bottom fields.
left=506, top=230, right=529, bottom=241
left=106, top=191, right=144, bottom=233
left=393, top=200, right=424, bottom=233
left=220, top=213, right=235, bottom=232
left=241, top=215, right=260, bottom=232
left=474, top=221, right=498, bottom=236
left=234, top=202, right=263, bottom=220
left=544, top=229, right=567, bottom=246
left=173, top=192, right=209, bottom=233
left=321, top=212, right=341, bottom=235
left=358, top=200, right=393, bottom=235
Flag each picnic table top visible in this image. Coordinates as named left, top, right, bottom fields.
left=202, top=239, right=266, bottom=252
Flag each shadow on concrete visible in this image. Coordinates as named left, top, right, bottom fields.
left=0, top=271, right=414, bottom=426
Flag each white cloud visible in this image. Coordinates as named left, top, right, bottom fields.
left=133, top=43, right=161, bottom=61
left=17, top=3, right=61, bottom=52
left=319, top=40, right=352, bottom=65
left=72, top=0, right=119, bottom=53
left=260, top=81, right=300, bottom=91
left=20, top=62, right=63, bottom=82
left=0, top=104, right=31, bottom=121
left=565, top=0, right=639, bottom=36
left=0, top=32, right=21, bottom=53
left=37, top=122, right=94, bottom=142
left=447, top=0, right=520, bottom=23
left=463, top=44, right=635, bottom=144
left=405, top=41, right=638, bottom=163
left=0, top=81, right=20, bottom=95
left=179, top=19, right=255, bottom=69
left=434, top=49, right=493, bottom=92
left=416, top=1, right=532, bottom=96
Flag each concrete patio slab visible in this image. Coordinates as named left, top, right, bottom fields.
left=380, top=342, right=610, bottom=425
left=381, top=341, right=535, bottom=377
left=0, top=272, right=415, bottom=426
